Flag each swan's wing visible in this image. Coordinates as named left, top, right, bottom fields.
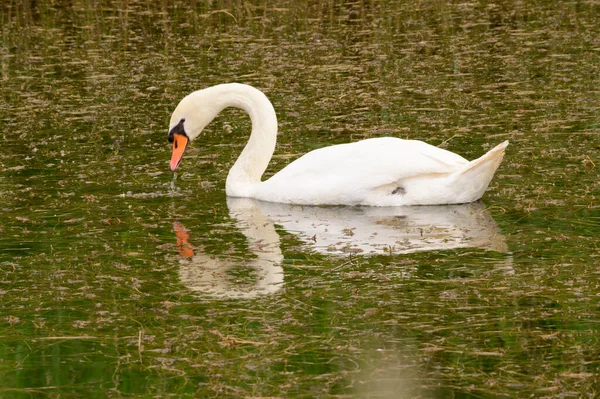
left=258, top=137, right=468, bottom=204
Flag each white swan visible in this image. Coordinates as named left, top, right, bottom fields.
left=168, top=83, right=508, bottom=206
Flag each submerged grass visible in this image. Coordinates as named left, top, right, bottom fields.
left=1, top=0, right=600, bottom=397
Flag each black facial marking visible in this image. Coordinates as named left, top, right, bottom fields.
left=392, top=186, right=406, bottom=195
left=168, top=119, right=186, bottom=143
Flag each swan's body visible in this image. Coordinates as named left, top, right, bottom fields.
left=168, top=83, right=508, bottom=206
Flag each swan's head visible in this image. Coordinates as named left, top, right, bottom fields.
left=167, top=90, right=215, bottom=171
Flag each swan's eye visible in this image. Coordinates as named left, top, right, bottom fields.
left=168, top=118, right=187, bottom=143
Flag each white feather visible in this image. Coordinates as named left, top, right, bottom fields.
left=169, top=83, right=508, bottom=206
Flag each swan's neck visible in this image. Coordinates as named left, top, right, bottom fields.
left=209, top=84, right=277, bottom=197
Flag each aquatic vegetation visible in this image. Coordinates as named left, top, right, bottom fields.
left=1, top=0, right=599, bottom=397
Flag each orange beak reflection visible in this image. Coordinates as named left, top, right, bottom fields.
left=170, top=133, right=189, bottom=171
left=173, top=222, right=194, bottom=258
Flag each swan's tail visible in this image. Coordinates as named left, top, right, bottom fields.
left=452, top=140, right=509, bottom=202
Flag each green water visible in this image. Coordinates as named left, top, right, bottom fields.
left=1, top=0, right=599, bottom=397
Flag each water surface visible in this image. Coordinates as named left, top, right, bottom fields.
left=1, top=1, right=599, bottom=397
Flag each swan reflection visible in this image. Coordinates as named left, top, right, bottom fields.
left=175, top=198, right=284, bottom=299
left=256, top=200, right=507, bottom=255
left=175, top=198, right=507, bottom=298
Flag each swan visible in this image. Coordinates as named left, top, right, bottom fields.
left=168, top=83, right=508, bottom=206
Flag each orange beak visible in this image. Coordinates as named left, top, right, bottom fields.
left=170, top=133, right=189, bottom=171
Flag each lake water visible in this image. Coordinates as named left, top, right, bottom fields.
left=1, top=1, right=599, bottom=397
